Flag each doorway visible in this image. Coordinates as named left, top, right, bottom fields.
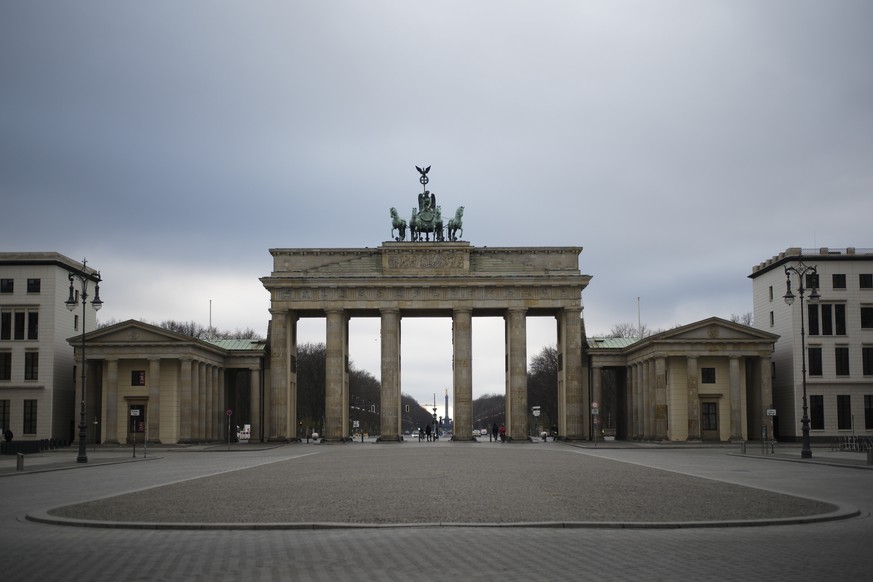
left=700, top=401, right=719, bottom=441
left=128, top=403, right=145, bottom=444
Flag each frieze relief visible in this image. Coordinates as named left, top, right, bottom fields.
left=385, top=251, right=466, bottom=272
left=276, top=285, right=575, bottom=304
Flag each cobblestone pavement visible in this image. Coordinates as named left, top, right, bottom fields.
left=1, top=440, right=872, bottom=581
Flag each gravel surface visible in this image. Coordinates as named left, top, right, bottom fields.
left=48, top=445, right=836, bottom=525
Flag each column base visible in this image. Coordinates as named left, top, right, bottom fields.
left=376, top=435, right=403, bottom=443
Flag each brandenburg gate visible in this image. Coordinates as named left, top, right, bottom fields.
left=261, top=167, right=591, bottom=442
left=261, top=243, right=591, bottom=442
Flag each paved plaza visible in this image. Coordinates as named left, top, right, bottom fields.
left=1, top=440, right=872, bottom=581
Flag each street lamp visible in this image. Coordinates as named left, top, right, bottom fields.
left=65, top=259, right=103, bottom=463
left=783, top=260, right=819, bottom=459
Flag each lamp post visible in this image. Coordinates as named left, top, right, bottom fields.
left=65, top=259, right=103, bottom=463
left=783, top=260, right=819, bottom=459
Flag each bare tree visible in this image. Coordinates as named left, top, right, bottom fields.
left=608, top=322, right=654, bottom=338
left=729, top=312, right=754, bottom=326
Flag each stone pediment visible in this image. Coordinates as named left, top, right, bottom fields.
left=80, top=320, right=196, bottom=345
left=652, top=317, right=778, bottom=342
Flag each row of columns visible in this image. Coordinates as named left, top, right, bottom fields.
left=622, top=355, right=773, bottom=441
left=89, top=356, right=263, bottom=444
left=268, top=306, right=587, bottom=442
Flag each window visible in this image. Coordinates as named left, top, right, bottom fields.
left=23, top=400, right=37, bottom=434
left=862, top=307, right=873, bottom=329
left=701, top=402, right=718, bottom=431
left=74, top=314, right=79, bottom=332
left=26, top=278, right=40, bottom=293
left=806, top=273, right=820, bottom=290
left=807, top=304, right=819, bottom=336
left=0, top=352, right=10, bottom=381
left=864, top=347, right=873, bottom=376
left=701, top=368, right=716, bottom=383
left=0, top=399, right=8, bottom=432
left=27, top=312, right=38, bottom=340
left=131, top=370, right=146, bottom=386
left=821, top=304, right=832, bottom=336
left=866, top=395, right=873, bottom=430
left=837, top=395, right=852, bottom=430
left=0, top=279, right=12, bottom=293
left=24, top=352, right=38, bottom=381
left=861, top=274, right=873, bottom=289
left=769, top=311, right=774, bottom=327
left=833, top=274, right=846, bottom=289
left=835, top=304, right=846, bottom=335
left=0, top=312, right=9, bottom=340
left=835, top=347, right=850, bottom=376
left=808, top=347, right=823, bottom=376
left=810, top=395, right=824, bottom=430
left=14, top=312, right=24, bottom=340
left=768, top=286, right=773, bottom=302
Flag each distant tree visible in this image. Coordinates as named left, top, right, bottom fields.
left=607, top=322, right=654, bottom=338
left=155, top=320, right=263, bottom=340
left=528, top=345, right=558, bottom=431
left=472, top=393, right=505, bottom=432
left=729, top=312, right=754, bottom=326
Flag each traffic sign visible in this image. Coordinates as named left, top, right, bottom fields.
left=591, top=401, right=599, bottom=409
left=130, top=409, right=140, bottom=416
left=226, top=409, right=233, bottom=417
left=766, top=409, right=777, bottom=417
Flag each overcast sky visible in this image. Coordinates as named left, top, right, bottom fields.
left=2, top=1, right=871, bottom=416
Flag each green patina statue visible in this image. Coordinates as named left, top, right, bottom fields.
left=389, top=166, right=464, bottom=242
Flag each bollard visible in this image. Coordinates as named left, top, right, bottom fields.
left=740, top=441, right=746, bottom=454
left=16, top=453, right=24, bottom=471
left=867, top=449, right=873, bottom=466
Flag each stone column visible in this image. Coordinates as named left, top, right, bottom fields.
left=452, top=308, right=473, bottom=441
left=626, top=365, right=636, bottom=439
left=760, top=355, right=773, bottom=441
left=561, top=307, right=585, bottom=440
left=325, top=309, right=348, bottom=441
left=655, top=356, right=667, bottom=439
left=179, top=358, right=192, bottom=442
left=197, top=362, right=207, bottom=441
left=268, top=310, right=298, bottom=441
left=148, top=358, right=161, bottom=444
left=555, top=315, right=566, bottom=438
left=591, top=365, right=602, bottom=440
left=729, top=356, right=743, bottom=441
left=379, top=308, right=402, bottom=441
left=250, top=366, right=261, bottom=442
left=104, top=358, right=119, bottom=444
left=269, top=309, right=288, bottom=441
left=643, top=360, right=654, bottom=439
left=505, top=308, right=528, bottom=440
left=215, top=366, right=223, bottom=441
left=205, top=364, right=214, bottom=441
left=686, top=356, right=700, bottom=440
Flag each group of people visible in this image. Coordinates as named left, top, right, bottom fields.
left=488, top=423, right=507, bottom=442
left=417, top=424, right=438, bottom=442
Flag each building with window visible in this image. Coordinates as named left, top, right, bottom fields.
left=750, top=247, right=873, bottom=441
left=0, top=252, right=99, bottom=443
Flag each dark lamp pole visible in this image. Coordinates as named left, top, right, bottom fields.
left=66, top=259, right=103, bottom=464
left=783, top=260, right=818, bottom=459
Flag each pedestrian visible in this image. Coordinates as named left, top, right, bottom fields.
left=418, top=427, right=423, bottom=442
left=425, top=424, right=432, bottom=442
left=498, top=424, right=506, bottom=443
left=3, top=428, right=12, bottom=443
left=492, top=422, right=499, bottom=442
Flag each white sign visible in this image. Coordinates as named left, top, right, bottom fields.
left=591, top=402, right=599, bottom=409
left=532, top=410, right=541, bottom=417
left=766, top=409, right=777, bottom=417
left=130, top=409, right=140, bottom=416
left=591, top=408, right=600, bottom=415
